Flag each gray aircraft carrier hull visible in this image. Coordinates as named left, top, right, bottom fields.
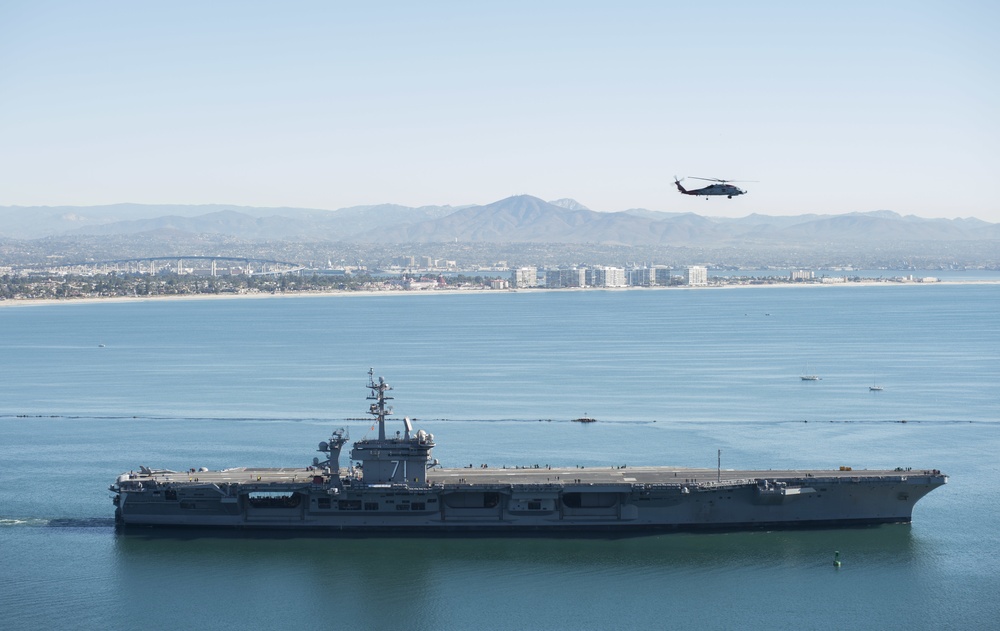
left=112, top=464, right=946, bottom=533
left=111, top=372, right=947, bottom=534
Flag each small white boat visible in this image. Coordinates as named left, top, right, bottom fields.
left=800, top=375, right=820, bottom=381
left=869, top=371, right=883, bottom=391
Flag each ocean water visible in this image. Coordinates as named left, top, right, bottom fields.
left=1, top=285, right=998, bottom=630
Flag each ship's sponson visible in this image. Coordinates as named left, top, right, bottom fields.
left=112, top=464, right=947, bottom=533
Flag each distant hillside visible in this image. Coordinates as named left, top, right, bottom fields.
left=548, top=198, right=590, bottom=211
left=357, top=196, right=654, bottom=244
left=355, top=195, right=1000, bottom=246
left=2, top=197, right=998, bottom=246
left=0, top=203, right=458, bottom=240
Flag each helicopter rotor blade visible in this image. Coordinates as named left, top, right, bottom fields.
left=689, top=177, right=757, bottom=183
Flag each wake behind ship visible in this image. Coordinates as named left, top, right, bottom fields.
left=111, top=370, right=946, bottom=533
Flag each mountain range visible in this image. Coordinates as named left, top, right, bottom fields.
left=2, top=196, right=998, bottom=247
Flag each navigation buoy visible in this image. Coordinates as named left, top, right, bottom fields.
left=834, top=551, right=842, bottom=568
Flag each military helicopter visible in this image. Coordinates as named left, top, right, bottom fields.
left=674, top=176, right=753, bottom=199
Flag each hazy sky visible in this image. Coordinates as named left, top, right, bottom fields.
left=1, top=1, right=997, bottom=220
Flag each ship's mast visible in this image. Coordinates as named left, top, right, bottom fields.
left=367, top=367, right=393, bottom=441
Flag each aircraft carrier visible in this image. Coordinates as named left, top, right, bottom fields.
left=111, top=370, right=947, bottom=533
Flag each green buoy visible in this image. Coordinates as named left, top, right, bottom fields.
left=834, top=551, right=842, bottom=568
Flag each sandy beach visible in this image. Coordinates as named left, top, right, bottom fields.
left=2, top=277, right=997, bottom=309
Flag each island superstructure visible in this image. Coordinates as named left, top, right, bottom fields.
left=111, top=370, right=947, bottom=533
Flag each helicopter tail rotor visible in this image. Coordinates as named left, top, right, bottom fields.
left=673, top=176, right=688, bottom=194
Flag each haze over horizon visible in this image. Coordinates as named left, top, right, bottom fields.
left=1, top=2, right=997, bottom=222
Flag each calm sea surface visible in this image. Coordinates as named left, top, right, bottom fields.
left=2, top=284, right=998, bottom=630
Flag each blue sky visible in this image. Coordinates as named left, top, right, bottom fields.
left=1, top=1, right=997, bottom=220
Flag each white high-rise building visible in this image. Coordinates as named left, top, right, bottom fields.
left=685, top=266, right=708, bottom=286
left=511, top=267, right=538, bottom=288
left=592, top=266, right=627, bottom=288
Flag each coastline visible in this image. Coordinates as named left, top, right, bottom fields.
left=1, top=278, right=997, bottom=309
